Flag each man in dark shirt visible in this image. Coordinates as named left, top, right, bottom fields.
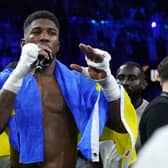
left=140, top=56, right=168, bottom=145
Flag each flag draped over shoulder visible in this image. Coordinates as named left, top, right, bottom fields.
left=0, top=60, right=138, bottom=167
left=100, top=87, right=138, bottom=168
left=0, top=60, right=108, bottom=163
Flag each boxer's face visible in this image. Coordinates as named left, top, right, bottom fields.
left=21, top=18, right=60, bottom=57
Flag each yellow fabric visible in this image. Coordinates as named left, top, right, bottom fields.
left=0, top=131, right=10, bottom=156
left=100, top=88, right=138, bottom=168
left=77, top=88, right=138, bottom=167
left=96, top=83, right=102, bottom=91
left=0, top=109, right=14, bottom=157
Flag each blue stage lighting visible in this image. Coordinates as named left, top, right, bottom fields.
left=91, top=19, right=96, bottom=24
left=151, top=21, right=157, bottom=28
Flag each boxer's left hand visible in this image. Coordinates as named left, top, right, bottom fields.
left=70, top=43, right=120, bottom=102
left=70, top=43, right=111, bottom=81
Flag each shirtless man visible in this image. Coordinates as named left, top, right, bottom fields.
left=0, top=10, right=136, bottom=168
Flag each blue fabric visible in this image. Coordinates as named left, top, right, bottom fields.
left=0, top=60, right=108, bottom=163
left=0, top=68, right=20, bottom=152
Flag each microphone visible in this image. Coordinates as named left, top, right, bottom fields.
left=34, top=53, right=53, bottom=72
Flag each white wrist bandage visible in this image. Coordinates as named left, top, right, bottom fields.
left=83, top=48, right=120, bottom=102
left=2, top=73, right=23, bottom=94
left=2, top=43, right=40, bottom=94
left=98, top=75, right=120, bottom=102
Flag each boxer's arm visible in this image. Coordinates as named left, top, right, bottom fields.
left=0, top=43, right=41, bottom=132
left=71, top=43, right=126, bottom=133
left=0, top=90, right=16, bottom=133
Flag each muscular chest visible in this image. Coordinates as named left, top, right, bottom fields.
left=35, top=74, right=65, bottom=113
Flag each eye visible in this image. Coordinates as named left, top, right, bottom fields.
left=128, top=76, right=137, bottom=81
left=48, top=29, right=58, bottom=36
left=117, top=75, right=125, bottom=81
left=31, top=29, right=42, bottom=35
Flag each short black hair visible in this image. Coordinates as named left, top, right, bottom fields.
left=117, top=61, right=145, bottom=79
left=158, top=56, right=168, bottom=82
left=24, top=10, right=60, bottom=34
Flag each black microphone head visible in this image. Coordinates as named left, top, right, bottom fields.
left=34, top=53, right=53, bottom=72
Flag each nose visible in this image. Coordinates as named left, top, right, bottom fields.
left=120, top=77, right=129, bottom=85
left=39, top=31, right=50, bottom=42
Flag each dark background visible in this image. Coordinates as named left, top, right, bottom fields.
left=0, top=0, right=167, bottom=100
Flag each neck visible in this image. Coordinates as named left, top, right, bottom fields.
left=131, top=96, right=143, bottom=109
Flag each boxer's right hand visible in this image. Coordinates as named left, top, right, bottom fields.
left=15, top=43, right=40, bottom=78
left=2, top=43, right=42, bottom=94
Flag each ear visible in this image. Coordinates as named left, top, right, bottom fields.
left=56, top=40, right=60, bottom=52
left=20, top=38, right=26, bottom=48
left=142, top=80, right=148, bottom=90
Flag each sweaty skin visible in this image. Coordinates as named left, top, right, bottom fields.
left=11, top=74, right=78, bottom=168
left=9, top=19, right=78, bottom=168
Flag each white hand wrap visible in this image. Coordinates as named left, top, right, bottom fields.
left=85, top=48, right=111, bottom=76
left=2, top=43, right=40, bottom=94
left=83, top=48, right=120, bottom=102
left=81, top=67, right=90, bottom=78
left=97, top=75, right=120, bottom=102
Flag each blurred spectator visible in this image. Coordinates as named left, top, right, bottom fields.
left=140, top=56, right=168, bottom=145
left=133, top=125, right=168, bottom=168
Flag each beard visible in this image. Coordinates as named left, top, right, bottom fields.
left=125, top=87, right=142, bottom=102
